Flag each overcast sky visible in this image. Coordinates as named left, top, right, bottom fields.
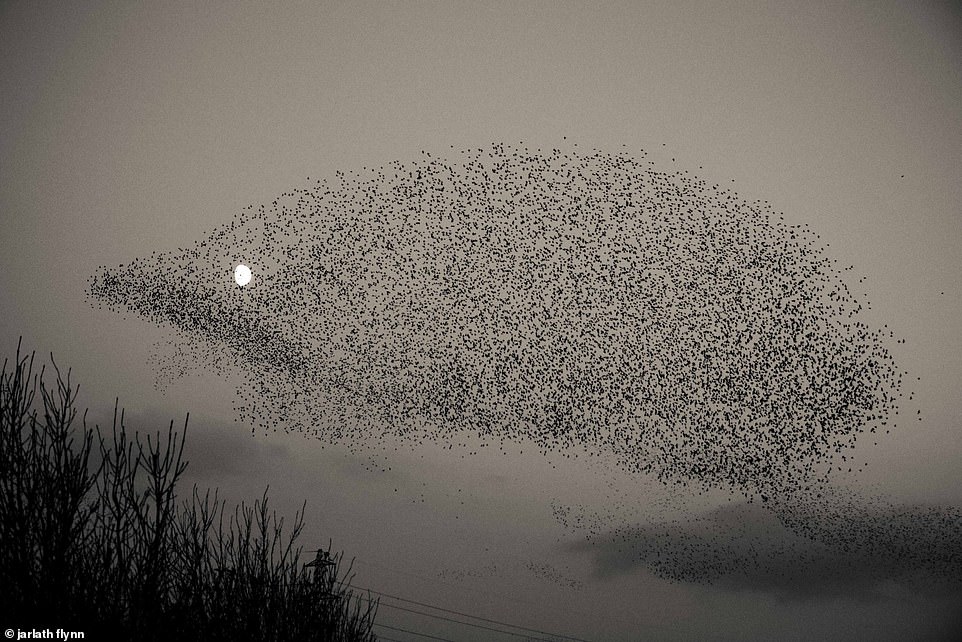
left=2, top=1, right=961, bottom=640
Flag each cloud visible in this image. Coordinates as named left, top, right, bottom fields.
left=179, top=414, right=291, bottom=481
left=572, top=497, right=962, bottom=600
left=86, top=406, right=293, bottom=483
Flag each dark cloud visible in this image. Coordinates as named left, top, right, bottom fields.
left=178, top=414, right=291, bottom=481
left=85, top=406, right=293, bottom=483
left=573, top=497, right=962, bottom=600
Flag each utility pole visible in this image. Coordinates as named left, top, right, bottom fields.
left=305, top=548, right=338, bottom=601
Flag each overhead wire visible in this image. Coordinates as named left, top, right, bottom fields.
left=373, top=622, right=457, bottom=642
left=353, top=557, right=627, bottom=631
left=356, top=594, right=558, bottom=641
left=350, top=582, right=591, bottom=642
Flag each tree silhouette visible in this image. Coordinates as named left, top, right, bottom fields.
left=0, top=338, right=378, bottom=641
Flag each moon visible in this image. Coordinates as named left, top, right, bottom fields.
left=234, top=263, right=252, bottom=287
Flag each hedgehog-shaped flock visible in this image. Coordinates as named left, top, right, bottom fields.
left=88, top=142, right=908, bottom=500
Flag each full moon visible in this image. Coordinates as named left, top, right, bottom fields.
left=234, top=264, right=252, bottom=287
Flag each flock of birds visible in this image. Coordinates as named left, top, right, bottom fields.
left=87, top=142, right=960, bottom=592
left=563, top=480, right=962, bottom=590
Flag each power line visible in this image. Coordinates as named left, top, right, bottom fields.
left=358, top=595, right=557, bottom=641
left=353, top=556, right=636, bottom=630
left=351, top=583, right=592, bottom=642
left=374, top=622, right=456, bottom=642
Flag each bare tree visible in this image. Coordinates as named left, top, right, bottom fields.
left=0, top=339, right=378, bottom=641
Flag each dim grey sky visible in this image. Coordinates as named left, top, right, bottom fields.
left=2, top=1, right=961, bottom=639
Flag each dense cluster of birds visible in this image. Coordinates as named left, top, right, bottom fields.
left=771, top=484, right=962, bottom=586
left=572, top=483, right=962, bottom=591
left=85, top=142, right=960, bottom=592
left=87, top=142, right=907, bottom=501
